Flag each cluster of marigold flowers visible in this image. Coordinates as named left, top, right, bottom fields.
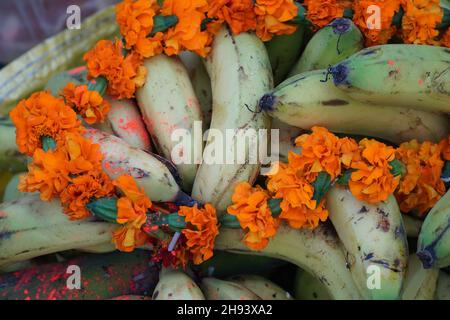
left=83, top=0, right=300, bottom=99
left=303, top=0, right=450, bottom=47
left=9, top=86, right=219, bottom=265
left=227, top=126, right=449, bottom=251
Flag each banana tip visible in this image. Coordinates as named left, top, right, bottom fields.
left=330, top=18, right=352, bottom=35
left=330, top=63, right=350, bottom=86
left=417, top=248, right=436, bottom=269
left=259, top=93, right=275, bottom=112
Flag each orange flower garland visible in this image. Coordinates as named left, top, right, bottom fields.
left=395, top=140, right=445, bottom=215
left=352, top=0, right=401, bottom=46
left=61, top=82, right=111, bottom=125
left=227, top=182, right=278, bottom=250
left=9, top=92, right=83, bottom=156
left=303, top=0, right=347, bottom=28
left=208, top=0, right=257, bottom=35
left=254, top=0, right=299, bottom=41
left=178, top=204, right=219, bottom=264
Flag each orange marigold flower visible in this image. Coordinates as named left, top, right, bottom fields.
left=62, top=82, right=110, bottom=125
left=10, top=91, right=83, bottom=156
left=400, top=0, right=443, bottom=45
left=338, top=137, right=361, bottom=168
left=352, top=0, right=401, bottom=46
left=161, top=0, right=212, bottom=57
left=60, top=171, right=114, bottom=220
left=395, top=140, right=445, bottom=215
left=254, top=0, right=298, bottom=41
left=440, top=136, right=450, bottom=161
left=19, top=148, right=70, bottom=201
left=303, top=0, right=346, bottom=28
left=114, top=174, right=153, bottom=224
left=208, top=0, right=256, bottom=35
left=349, top=139, right=399, bottom=204
left=113, top=217, right=149, bottom=252
left=442, top=28, right=450, bottom=47
left=83, top=40, right=147, bottom=99
left=293, top=126, right=343, bottom=181
left=178, top=203, right=219, bottom=265
left=62, top=133, right=104, bottom=175
left=227, top=182, right=279, bottom=250
left=266, top=162, right=329, bottom=229
left=115, top=0, right=163, bottom=58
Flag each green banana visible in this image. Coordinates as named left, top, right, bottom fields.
left=152, top=268, right=205, bottom=300
left=401, top=254, right=439, bottom=300
left=0, top=194, right=117, bottom=268
left=2, top=173, right=26, bottom=202
left=259, top=70, right=449, bottom=144
left=330, top=44, right=450, bottom=114
left=435, top=271, right=450, bottom=300
left=0, top=121, right=27, bottom=172
left=215, top=224, right=361, bottom=300
left=200, top=277, right=261, bottom=300
left=326, top=187, right=409, bottom=299
left=265, top=26, right=305, bottom=86
left=417, top=190, right=450, bottom=269
left=228, top=274, right=293, bottom=300
left=294, top=268, right=331, bottom=300
left=289, top=18, right=363, bottom=76
left=403, top=215, right=423, bottom=238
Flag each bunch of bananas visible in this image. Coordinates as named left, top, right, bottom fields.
left=0, top=5, right=449, bottom=301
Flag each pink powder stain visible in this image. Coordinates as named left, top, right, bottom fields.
left=68, top=66, right=87, bottom=75
left=418, top=79, right=424, bottom=85
left=387, top=60, right=395, bottom=65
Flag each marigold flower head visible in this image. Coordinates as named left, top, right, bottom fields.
left=254, top=0, right=298, bottom=41
left=293, top=126, right=343, bottom=181
left=83, top=40, right=147, bottom=99
left=60, top=171, right=114, bottom=220
left=303, top=0, right=347, bottom=28
left=114, top=174, right=152, bottom=225
left=161, top=0, right=212, bottom=57
left=113, top=218, right=149, bottom=252
left=178, top=203, right=219, bottom=264
left=442, top=28, right=450, bottom=47
left=19, top=148, right=70, bottom=201
left=62, top=133, right=104, bottom=175
left=352, top=0, right=401, bottom=46
left=400, top=0, right=443, bottom=45
left=62, top=82, right=110, bottom=125
left=115, top=0, right=163, bottom=57
left=227, top=182, right=279, bottom=250
left=208, top=0, right=256, bottom=35
left=10, top=91, right=83, bottom=156
left=440, top=136, right=450, bottom=161
left=348, top=139, right=399, bottom=204
left=395, top=140, right=445, bottom=215
left=266, top=162, right=329, bottom=229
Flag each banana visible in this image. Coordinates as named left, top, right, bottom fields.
left=179, top=52, right=212, bottom=132
left=435, top=271, right=450, bottom=300
left=136, top=55, right=203, bottom=192
left=227, top=274, right=293, bottom=300
left=0, top=194, right=117, bottom=268
left=289, top=18, right=363, bottom=76
left=294, top=268, right=331, bottom=300
left=271, top=119, right=303, bottom=163
left=265, top=26, right=305, bottom=86
left=2, top=173, right=26, bottom=202
left=0, top=120, right=28, bottom=172
left=200, top=277, right=261, bottom=300
left=330, top=44, right=450, bottom=114
left=192, top=26, right=272, bottom=215
left=214, top=224, right=361, bottom=300
left=326, top=186, right=408, bottom=300
left=417, top=190, right=450, bottom=269
left=403, top=215, right=423, bottom=238
left=85, top=129, right=196, bottom=206
left=152, top=268, right=205, bottom=300
left=259, top=70, right=449, bottom=144
left=401, top=254, right=439, bottom=300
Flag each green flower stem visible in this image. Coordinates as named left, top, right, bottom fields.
left=41, top=136, right=57, bottom=152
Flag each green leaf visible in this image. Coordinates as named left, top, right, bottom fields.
left=87, top=76, right=107, bottom=96
left=41, top=136, right=56, bottom=152
left=392, top=6, right=404, bottom=28
left=157, top=0, right=164, bottom=7
left=312, top=172, right=332, bottom=206
left=219, top=214, right=241, bottom=229
left=389, top=159, right=406, bottom=177
left=86, top=197, right=119, bottom=223
left=343, top=8, right=354, bottom=19
left=268, top=198, right=282, bottom=217
left=150, top=15, right=179, bottom=37
left=336, top=169, right=355, bottom=186
left=201, top=17, right=216, bottom=32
